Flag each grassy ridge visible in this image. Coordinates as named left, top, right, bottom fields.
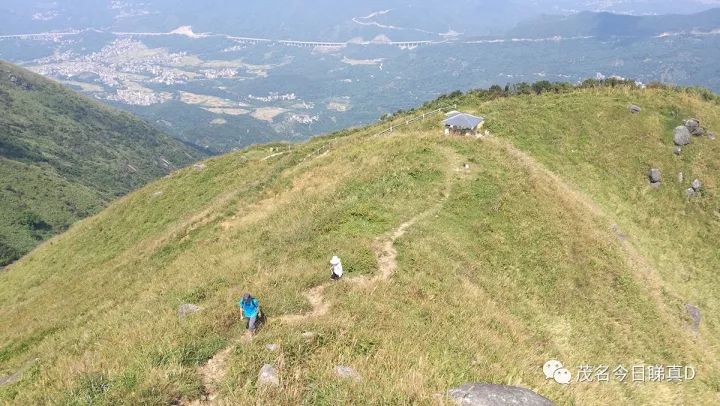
left=0, top=61, right=207, bottom=266
left=479, top=87, right=720, bottom=357
left=0, top=86, right=718, bottom=404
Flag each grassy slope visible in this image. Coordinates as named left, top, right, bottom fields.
left=0, top=87, right=718, bottom=405
left=0, top=61, right=207, bottom=266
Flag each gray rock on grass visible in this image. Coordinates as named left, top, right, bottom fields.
left=448, top=383, right=555, bottom=406
left=686, top=188, right=696, bottom=197
left=674, top=126, right=692, bottom=146
left=692, top=179, right=702, bottom=191
left=257, top=364, right=280, bottom=387
left=684, top=118, right=700, bottom=129
left=709, top=132, right=717, bottom=141
left=265, top=343, right=280, bottom=352
left=685, top=304, right=701, bottom=333
left=628, top=104, right=641, bottom=114
left=178, top=303, right=200, bottom=318
left=334, top=365, right=362, bottom=382
left=673, top=146, right=682, bottom=156
left=685, top=119, right=705, bottom=136
left=648, top=168, right=662, bottom=184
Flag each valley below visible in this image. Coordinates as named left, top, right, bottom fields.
left=2, top=26, right=719, bottom=152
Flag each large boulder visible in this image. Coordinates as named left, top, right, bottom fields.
left=674, top=126, right=692, bottom=146
left=257, top=364, right=280, bottom=387
left=648, top=168, right=662, bottom=184
left=448, top=384, right=555, bottom=406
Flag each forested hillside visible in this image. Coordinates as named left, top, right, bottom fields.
left=0, top=61, right=207, bottom=266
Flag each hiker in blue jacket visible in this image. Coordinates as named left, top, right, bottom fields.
left=239, top=293, right=262, bottom=334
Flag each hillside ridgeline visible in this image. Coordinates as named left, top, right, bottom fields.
left=0, top=61, right=207, bottom=266
left=0, top=84, right=718, bottom=404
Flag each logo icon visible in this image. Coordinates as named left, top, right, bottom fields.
left=553, top=368, right=572, bottom=384
left=543, top=360, right=562, bottom=379
left=543, top=359, right=572, bottom=384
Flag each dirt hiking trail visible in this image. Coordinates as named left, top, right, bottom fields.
left=182, top=204, right=446, bottom=405
left=182, top=143, right=462, bottom=404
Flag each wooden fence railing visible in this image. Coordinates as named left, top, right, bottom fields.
left=373, top=104, right=457, bottom=137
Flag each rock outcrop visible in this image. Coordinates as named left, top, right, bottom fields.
left=684, top=118, right=700, bottom=131
left=448, top=383, right=555, bottom=406
left=684, top=119, right=705, bottom=136
left=674, top=126, right=692, bottom=146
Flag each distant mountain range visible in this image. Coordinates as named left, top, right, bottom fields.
left=2, top=1, right=720, bottom=40
left=508, top=8, right=720, bottom=38
left=0, top=61, right=206, bottom=266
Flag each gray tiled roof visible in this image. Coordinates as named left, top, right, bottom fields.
left=442, top=113, right=484, bottom=129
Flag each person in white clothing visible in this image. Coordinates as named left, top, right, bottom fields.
left=330, top=256, right=343, bottom=280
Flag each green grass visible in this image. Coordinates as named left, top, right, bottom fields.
left=1, top=86, right=719, bottom=405
left=0, top=61, right=207, bottom=266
